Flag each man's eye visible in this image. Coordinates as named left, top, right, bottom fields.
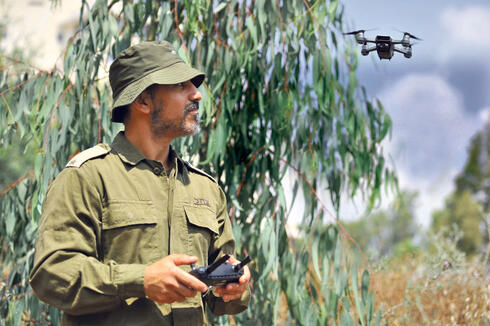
left=177, top=82, right=186, bottom=87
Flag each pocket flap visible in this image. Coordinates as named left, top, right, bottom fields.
left=184, top=205, right=219, bottom=235
left=103, top=201, right=158, bottom=230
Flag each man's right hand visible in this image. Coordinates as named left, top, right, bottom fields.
left=144, top=254, right=208, bottom=304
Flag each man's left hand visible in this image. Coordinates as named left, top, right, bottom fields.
left=212, top=255, right=250, bottom=302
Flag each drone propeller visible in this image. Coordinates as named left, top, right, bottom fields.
left=343, top=28, right=377, bottom=36
left=403, top=32, right=422, bottom=41
left=393, top=28, right=423, bottom=41
left=343, top=29, right=365, bottom=35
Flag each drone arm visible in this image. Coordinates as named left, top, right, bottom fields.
left=393, top=46, right=409, bottom=54
left=394, top=46, right=412, bottom=58
left=361, top=45, right=377, bottom=56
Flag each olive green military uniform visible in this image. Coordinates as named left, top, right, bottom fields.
left=30, top=132, right=250, bottom=325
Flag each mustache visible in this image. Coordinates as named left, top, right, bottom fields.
left=184, top=102, right=199, bottom=113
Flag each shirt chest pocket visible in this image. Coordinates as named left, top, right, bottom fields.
left=184, top=205, right=219, bottom=261
left=102, top=201, right=160, bottom=264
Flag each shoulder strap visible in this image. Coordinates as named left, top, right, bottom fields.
left=184, top=161, right=217, bottom=183
left=66, top=144, right=111, bottom=168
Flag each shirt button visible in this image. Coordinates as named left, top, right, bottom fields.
left=153, top=167, right=162, bottom=175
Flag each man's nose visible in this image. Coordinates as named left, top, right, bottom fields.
left=190, top=84, right=202, bottom=102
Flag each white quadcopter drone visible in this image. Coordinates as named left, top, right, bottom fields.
left=344, top=30, right=421, bottom=60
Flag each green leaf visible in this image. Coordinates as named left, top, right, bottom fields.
left=311, top=233, right=321, bottom=281
left=340, top=310, right=354, bottom=326
left=5, top=211, right=15, bottom=236
left=361, top=269, right=370, bottom=304
left=211, top=74, right=226, bottom=96
left=351, top=262, right=364, bottom=325
left=376, top=310, right=382, bottom=326
left=246, top=16, right=258, bottom=48
left=13, top=299, right=25, bottom=326
left=84, top=0, right=98, bottom=53
left=214, top=2, right=227, bottom=14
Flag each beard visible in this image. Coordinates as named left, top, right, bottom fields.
left=150, top=101, right=201, bottom=138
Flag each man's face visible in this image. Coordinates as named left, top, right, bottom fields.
left=148, top=81, right=202, bottom=139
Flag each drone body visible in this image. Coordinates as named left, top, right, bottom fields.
left=345, top=30, right=420, bottom=60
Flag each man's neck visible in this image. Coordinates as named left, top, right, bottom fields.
left=124, top=126, right=173, bottom=170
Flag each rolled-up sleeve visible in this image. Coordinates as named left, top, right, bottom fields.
left=29, top=167, right=146, bottom=316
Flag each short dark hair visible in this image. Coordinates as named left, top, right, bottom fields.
left=119, top=105, right=131, bottom=124
left=144, top=83, right=159, bottom=100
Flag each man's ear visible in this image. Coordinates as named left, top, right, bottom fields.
left=132, top=92, right=152, bottom=114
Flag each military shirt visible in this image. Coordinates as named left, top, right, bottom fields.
left=30, top=132, right=250, bottom=326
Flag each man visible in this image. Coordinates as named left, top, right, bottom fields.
left=30, top=41, right=250, bottom=325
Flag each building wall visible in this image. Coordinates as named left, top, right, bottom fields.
left=2, top=0, right=90, bottom=70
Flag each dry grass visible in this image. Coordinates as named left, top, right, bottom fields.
left=371, top=258, right=490, bottom=326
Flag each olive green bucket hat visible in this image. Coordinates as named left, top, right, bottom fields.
left=109, top=41, right=205, bottom=123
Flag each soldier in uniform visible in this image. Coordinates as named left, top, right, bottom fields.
left=30, top=41, right=250, bottom=325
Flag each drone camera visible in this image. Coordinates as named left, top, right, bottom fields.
left=375, top=35, right=393, bottom=60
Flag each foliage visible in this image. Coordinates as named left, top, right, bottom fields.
left=455, top=120, right=490, bottom=211
left=432, top=121, right=489, bottom=257
left=0, top=145, right=33, bottom=190
left=432, top=191, right=484, bottom=256
left=344, top=190, right=418, bottom=259
left=0, top=0, right=37, bottom=191
left=0, top=0, right=396, bottom=324
left=424, top=224, right=467, bottom=277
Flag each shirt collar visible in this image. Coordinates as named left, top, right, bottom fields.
left=111, top=131, right=146, bottom=166
left=111, top=131, right=188, bottom=180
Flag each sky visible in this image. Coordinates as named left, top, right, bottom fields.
left=338, top=0, right=490, bottom=227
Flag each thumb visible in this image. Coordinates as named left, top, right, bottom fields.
left=170, top=254, right=198, bottom=266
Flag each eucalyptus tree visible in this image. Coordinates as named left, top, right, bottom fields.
left=0, top=0, right=394, bottom=324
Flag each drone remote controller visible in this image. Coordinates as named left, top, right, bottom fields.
left=189, top=254, right=251, bottom=287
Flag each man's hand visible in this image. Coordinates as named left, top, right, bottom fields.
left=144, top=254, right=208, bottom=304
left=212, top=256, right=251, bottom=302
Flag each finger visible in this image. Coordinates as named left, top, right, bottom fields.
left=220, top=283, right=248, bottom=301
left=222, top=292, right=243, bottom=302
left=176, top=268, right=208, bottom=292
left=168, top=292, right=186, bottom=303
left=170, top=254, right=198, bottom=266
left=225, top=282, right=247, bottom=294
left=174, top=281, right=200, bottom=298
left=214, top=282, right=244, bottom=297
left=239, top=266, right=251, bottom=284
left=154, top=292, right=186, bottom=304
left=225, top=282, right=241, bottom=291
left=227, top=255, right=238, bottom=264
left=213, top=285, right=231, bottom=296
